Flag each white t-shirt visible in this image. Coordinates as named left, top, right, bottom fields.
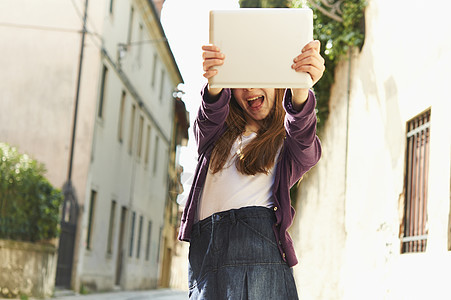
left=197, top=133, right=276, bottom=221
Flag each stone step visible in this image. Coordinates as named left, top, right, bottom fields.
left=53, top=288, right=77, bottom=298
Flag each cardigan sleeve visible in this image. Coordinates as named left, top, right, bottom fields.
left=283, top=89, right=322, bottom=187
left=194, top=84, right=231, bottom=155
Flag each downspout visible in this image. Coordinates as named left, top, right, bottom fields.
left=67, top=0, right=89, bottom=291
left=68, top=0, right=88, bottom=182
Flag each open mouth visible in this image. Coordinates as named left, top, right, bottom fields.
left=247, top=95, right=264, bottom=109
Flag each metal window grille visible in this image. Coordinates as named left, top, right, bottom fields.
left=401, top=109, right=431, bottom=253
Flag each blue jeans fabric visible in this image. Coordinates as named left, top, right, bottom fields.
left=188, top=206, right=299, bottom=300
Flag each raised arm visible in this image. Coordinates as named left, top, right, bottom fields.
left=282, top=40, right=325, bottom=185
left=194, top=45, right=229, bottom=155
left=202, top=44, right=225, bottom=97
left=290, top=40, right=325, bottom=111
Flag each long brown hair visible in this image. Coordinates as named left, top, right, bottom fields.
left=210, top=89, right=286, bottom=175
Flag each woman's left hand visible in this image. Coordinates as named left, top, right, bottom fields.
left=292, top=40, right=325, bottom=87
left=290, top=40, right=325, bottom=110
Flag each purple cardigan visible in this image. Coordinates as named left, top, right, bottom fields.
left=178, top=85, right=322, bottom=267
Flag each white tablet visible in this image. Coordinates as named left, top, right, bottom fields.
left=209, top=8, right=313, bottom=89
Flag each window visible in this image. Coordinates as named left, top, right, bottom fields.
left=164, top=152, right=169, bottom=175
left=128, top=104, right=136, bottom=154
left=151, top=53, right=158, bottom=87
left=137, top=215, right=143, bottom=259
left=86, top=190, right=97, bottom=250
left=159, top=69, right=165, bottom=101
left=137, top=23, right=143, bottom=64
left=145, top=221, right=152, bottom=261
left=144, top=125, right=151, bottom=166
left=157, top=226, right=163, bottom=262
left=116, top=206, right=127, bottom=285
left=401, top=109, right=431, bottom=253
left=98, top=65, right=108, bottom=118
left=118, top=90, right=126, bottom=142
left=107, top=200, right=116, bottom=254
left=109, top=0, right=114, bottom=14
left=153, top=136, right=159, bottom=174
left=129, top=211, right=136, bottom=257
left=137, top=116, right=144, bottom=158
left=127, top=6, right=134, bottom=45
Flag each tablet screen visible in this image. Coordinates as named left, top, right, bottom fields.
left=209, top=8, right=313, bottom=88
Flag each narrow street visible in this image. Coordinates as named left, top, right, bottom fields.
left=51, top=289, right=187, bottom=300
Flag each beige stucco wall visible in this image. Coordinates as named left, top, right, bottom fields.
left=0, top=0, right=101, bottom=201
left=292, top=0, right=451, bottom=299
left=0, top=0, right=103, bottom=291
left=76, top=0, right=182, bottom=291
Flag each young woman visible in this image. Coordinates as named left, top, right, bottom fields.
left=178, top=40, right=325, bottom=299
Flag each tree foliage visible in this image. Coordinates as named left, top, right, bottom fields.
left=239, top=0, right=367, bottom=130
left=292, top=0, right=367, bottom=129
left=0, top=143, right=63, bottom=242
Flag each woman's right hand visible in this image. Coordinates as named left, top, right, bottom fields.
left=202, top=44, right=225, bottom=96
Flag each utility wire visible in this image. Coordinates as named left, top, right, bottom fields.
left=0, top=0, right=103, bottom=50
left=0, top=22, right=81, bottom=34
left=0, top=20, right=103, bottom=51
left=69, top=0, right=103, bottom=51
left=69, top=0, right=102, bottom=39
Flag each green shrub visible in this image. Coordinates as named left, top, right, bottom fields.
left=0, top=143, right=63, bottom=242
left=292, top=0, right=367, bottom=130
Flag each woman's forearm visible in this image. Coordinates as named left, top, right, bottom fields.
left=290, top=88, right=309, bottom=111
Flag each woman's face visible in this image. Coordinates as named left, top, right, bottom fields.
left=232, top=88, right=276, bottom=123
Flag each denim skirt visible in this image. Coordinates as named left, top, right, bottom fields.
left=188, top=206, right=299, bottom=300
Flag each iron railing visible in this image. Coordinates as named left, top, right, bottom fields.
left=402, top=110, right=431, bottom=253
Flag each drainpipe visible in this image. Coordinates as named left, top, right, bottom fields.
left=68, top=0, right=89, bottom=182
left=66, top=0, right=89, bottom=291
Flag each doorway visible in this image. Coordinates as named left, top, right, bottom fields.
left=115, top=206, right=127, bottom=286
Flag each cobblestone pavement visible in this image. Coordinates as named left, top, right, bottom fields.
left=54, top=289, right=187, bottom=300
left=0, top=289, right=188, bottom=300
